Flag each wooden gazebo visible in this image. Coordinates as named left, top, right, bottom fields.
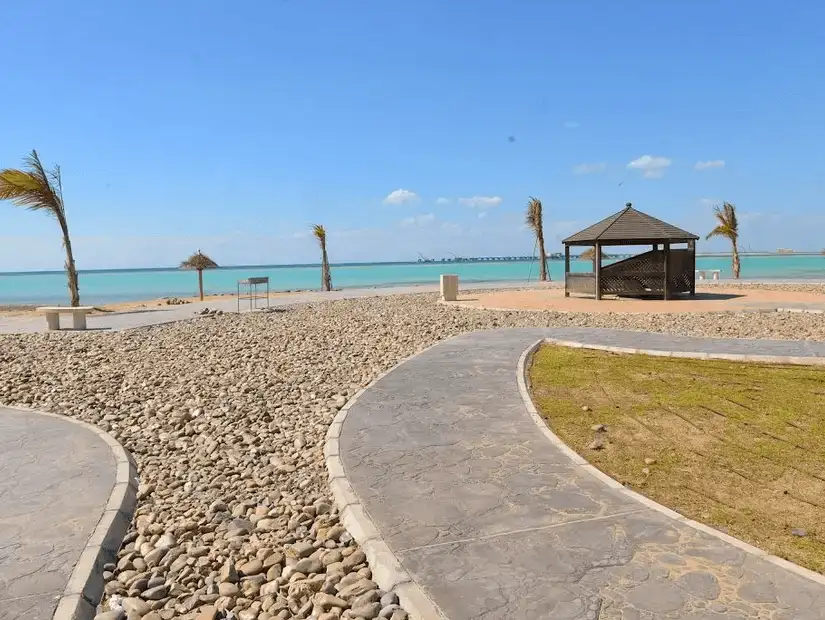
left=563, top=203, right=699, bottom=300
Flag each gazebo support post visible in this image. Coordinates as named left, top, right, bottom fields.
left=689, top=240, right=696, bottom=296
left=663, top=241, right=671, bottom=300
left=564, top=245, right=570, bottom=297
left=595, top=243, right=602, bottom=300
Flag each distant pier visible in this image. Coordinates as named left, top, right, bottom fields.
left=416, top=253, right=633, bottom=264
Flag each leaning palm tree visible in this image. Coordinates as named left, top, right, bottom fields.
left=579, top=247, right=596, bottom=262
left=0, top=150, right=80, bottom=306
left=312, top=224, right=332, bottom=291
left=180, top=250, right=218, bottom=301
left=706, top=202, right=740, bottom=278
left=525, top=197, right=549, bottom=281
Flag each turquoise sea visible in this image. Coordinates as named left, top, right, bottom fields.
left=1, top=255, right=824, bottom=306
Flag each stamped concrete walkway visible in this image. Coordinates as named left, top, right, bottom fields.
left=0, top=407, right=120, bottom=619
left=338, top=328, right=825, bottom=620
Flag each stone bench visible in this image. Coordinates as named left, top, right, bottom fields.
left=696, top=269, right=721, bottom=280
left=36, top=306, right=94, bottom=331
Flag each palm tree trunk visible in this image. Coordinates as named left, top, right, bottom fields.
left=198, top=269, right=204, bottom=300
left=537, top=231, right=548, bottom=281
left=321, top=246, right=331, bottom=291
left=58, top=216, right=80, bottom=307
left=731, top=242, right=741, bottom=279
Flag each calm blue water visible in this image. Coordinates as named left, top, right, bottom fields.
left=1, top=256, right=823, bottom=305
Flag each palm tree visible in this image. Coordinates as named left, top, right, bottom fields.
left=706, top=202, right=740, bottom=278
left=525, top=197, right=549, bottom=281
left=0, top=150, right=80, bottom=306
left=579, top=247, right=596, bottom=262
left=180, top=250, right=218, bottom=300
left=312, top=224, right=332, bottom=291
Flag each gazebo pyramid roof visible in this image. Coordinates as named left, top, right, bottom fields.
left=563, top=204, right=698, bottom=245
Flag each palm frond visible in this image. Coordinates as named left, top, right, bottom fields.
left=180, top=250, right=218, bottom=270
left=706, top=202, right=738, bottom=241
left=0, top=150, right=63, bottom=218
left=312, top=224, right=326, bottom=246
left=525, top=197, right=542, bottom=231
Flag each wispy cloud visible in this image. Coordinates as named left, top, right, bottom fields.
left=399, top=213, right=436, bottom=227
left=435, top=197, right=451, bottom=205
left=698, top=197, right=719, bottom=207
left=572, top=162, right=607, bottom=175
left=383, top=188, right=420, bottom=205
left=477, top=212, right=488, bottom=219
left=563, top=121, right=579, bottom=129
left=458, top=196, right=503, bottom=209
left=627, top=155, right=672, bottom=179
left=695, top=160, right=725, bottom=171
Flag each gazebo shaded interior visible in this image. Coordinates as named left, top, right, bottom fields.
left=562, top=203, right=699, bottom=300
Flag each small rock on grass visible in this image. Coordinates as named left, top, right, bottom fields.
left=587, top=435, right=605, bottom=450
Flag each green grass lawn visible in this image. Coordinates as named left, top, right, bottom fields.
left=529, top=344, right=825, bottom=574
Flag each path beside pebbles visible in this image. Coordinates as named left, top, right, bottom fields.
left=338, top=329, right=825, bottom=620
left=1, top=294, right=825, bottom=620
left=0, top=407, right=116, bottom=620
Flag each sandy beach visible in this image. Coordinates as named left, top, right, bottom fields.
left=1, top=288, right=825, bottom=619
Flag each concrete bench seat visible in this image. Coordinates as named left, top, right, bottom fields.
left=695, top=269, right=721, bottom=280
left=36, top=306, right=94, bottom=331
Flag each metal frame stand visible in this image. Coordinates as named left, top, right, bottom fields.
left=237, top=277, right=270, bottom=312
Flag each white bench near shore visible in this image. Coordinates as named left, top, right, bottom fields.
left=36, top=306, right=94, bottom=331
left=695, top=269, right=721, bottom=280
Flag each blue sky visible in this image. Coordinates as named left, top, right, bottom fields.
left=1, top=0, right=823, bottom=270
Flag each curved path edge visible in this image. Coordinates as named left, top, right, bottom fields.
left=327, top=328, right=825, bottom=620
left=517, top=339, right=825, bottom=589
left=325, top=341, right=449, bottom=620
left=5, top=406, right=139, bottom=620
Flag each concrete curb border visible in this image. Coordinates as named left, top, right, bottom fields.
left=4, top=405, right=139, bottom=620
left=325, top=341, right=450, bottom=620
left=540, top=336, right=825, bottom=366
left=516, top=339, right=825, bottom=589
left=440, top=299, right=825, bottom=317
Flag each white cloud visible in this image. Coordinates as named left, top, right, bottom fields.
left=383, top=189, right=420, bottom=205
left=477, top=212, right=487, bottom=219
left=291, top=231, right=310, bottom=239
left=563, top=121, right=579, bottom=129
left=698, top=198, right=718, bottom=207
left=440, top=222, right=463, bottom=233
left=572, top=162, right=607, bottom=175
left=695, top=160, right=725, bottom=171
left=627, top=155, right=672, bottom=179
left=458, top=196, right=503, bottom=209
left=399, top=213, right=436, bottom=227
left=435, top=197, right=451, bottom=205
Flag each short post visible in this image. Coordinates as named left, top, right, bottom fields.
left=440, top=274, right=459, bottom=301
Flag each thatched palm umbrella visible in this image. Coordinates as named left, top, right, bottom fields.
left=706, top=202, right=740, bottom=278
left=525, top=197, right=549, bottom=281
left=0, top=150, right=80, bottom=306
left=180, top=250, right=218, bottom=301
left=579, top=247, right=596, bottom=262
left=312, top=224, right=332, bottom=291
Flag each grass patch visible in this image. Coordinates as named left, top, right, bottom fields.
left=529, top=344, right=825, bottom=574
